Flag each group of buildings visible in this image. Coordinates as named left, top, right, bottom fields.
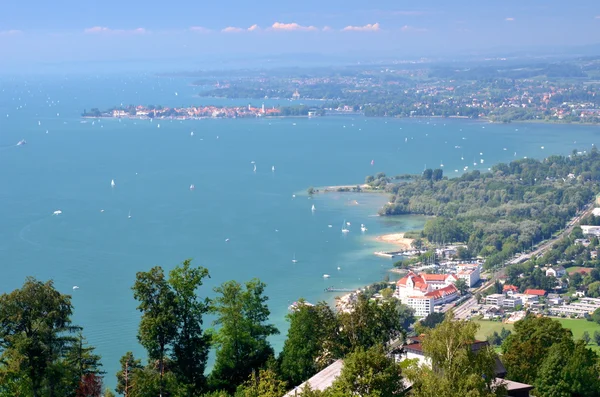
left=394, top=264, right=480, bottom=316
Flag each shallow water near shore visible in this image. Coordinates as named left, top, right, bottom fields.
left=1, top=74, right=600, bottom=386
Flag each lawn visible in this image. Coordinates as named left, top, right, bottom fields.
left=473, top=318, right=600, bottom=351
left=473, top=320, right=514, bottom=341
left=565, top=266, right=593, bottom=275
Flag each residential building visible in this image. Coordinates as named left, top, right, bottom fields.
left=580, top=225, right=600, bottom=237
left=485, top=294, right=505, bottom=306
left=546, top=266, right=566, bottom=278
left=503, top=284, right=519, bottom=294
left=395, top=271, right=460, bottom=316
left=503, top=297, right=523, bottom=308
left=456, top=264, right=481, bottom=287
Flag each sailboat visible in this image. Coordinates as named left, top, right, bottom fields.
left=272, top=166, right=275, bottom=172
left=111, top=179, right=115, bottom=188
left=371, top=159, right=374, bottom=166
left=342, top=220, right=349, bottom=233
left=292, top=253, right=298, bottom=263
left=190, top=131, right=194, bottom=136
left=128, top=210, right=132, bottom=219
left=253, top=164, right=257, bottom=172
left=311, top=204, right=316, bottom=212
left=190, top=184, right=195, bottom=190
left=361, top=224, right=367, bottom=232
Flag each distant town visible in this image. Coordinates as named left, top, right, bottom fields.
left=81, top=101, right=323, bottom=119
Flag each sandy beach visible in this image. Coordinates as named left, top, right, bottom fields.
left=375, top=233, right=414, bottom=250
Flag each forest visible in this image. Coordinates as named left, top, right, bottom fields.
left=380, top=149, right=600, bottom=269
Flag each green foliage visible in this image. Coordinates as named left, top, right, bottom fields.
left=307, top=187, right=315, bottom=195
left=209, top=279, right=279, bottom=392
left=406, top=313, right=507, bottom=397
left=116, top=352, right=143, bottom=397
left=132, top=266, right=178, bottom=396
left=534, top=340, right=600, bottom=397
left=337, top=295, right=412, bottom=353
left=169, top=260, right=212, bottom=395
left=501, top=315, right=575, bottom=384
left=0, top=277, right=92, bottom=396
left=594, top=330, right=600, bottom=345
left=454, top=278, right=469, bottom=295
left=582, top=330, right=591, bottom=344
left=236, top=368, right=287, bottom=397
left=381, top=153, right=600, bottom=268
left=329, top=345, right=405, bottom=397
left=588, top=281, right=600, bottom=298
left=279, top=301, right=340, bottom=386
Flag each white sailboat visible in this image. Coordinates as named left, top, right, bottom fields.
left=190, top=184, right=195, bottom=190
left=342, top=220, right=349, bottom=233
left=111, top=179, right=115, bottom=188
left=311, top=204, right=316, bottom=212
left=253, top=164, right=257, bottom=172
left=292, top=253, right=298, bottom=263
left=361, top=224, right=367, bottom=232
left=190, top=131, right=194, bottom=136
left=272, top=165, right=275, bottom=172
left=322, top=274, right=330, bottom=278
left=128, top=210, right=132, bottom=219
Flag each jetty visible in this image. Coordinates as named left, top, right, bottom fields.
left=374, top=251, right=405, bottom=259
left=324, top=287, right=356, bottom=293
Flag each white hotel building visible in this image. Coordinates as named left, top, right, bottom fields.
left=395, top=272, right=460, bottom=317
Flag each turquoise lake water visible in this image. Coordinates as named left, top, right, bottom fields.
left=2, top=74, right=600, bottom=386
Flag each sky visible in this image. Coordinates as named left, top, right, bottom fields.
left=1, top=0, right=600, bottom=71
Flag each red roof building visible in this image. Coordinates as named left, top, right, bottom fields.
left=524, top=289, right=546, bottom=296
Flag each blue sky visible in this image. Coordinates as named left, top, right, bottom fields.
left=1, top=1, right=600, bottom=68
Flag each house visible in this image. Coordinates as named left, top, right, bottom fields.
left=574, top=239, right=591, bottom=247
left=524, top=289, right=546, bottom=297
left=502, top=284, right=519, bottom=294
left=456, top=264, right=481, bottom=287
left=546, top=266, right=566, bottom=278
left=395, top=272, right=460, bottom=316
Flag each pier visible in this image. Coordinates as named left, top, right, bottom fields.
left=324, top=287, right=357, bottom=293
left=374, top=251, right=405, bottom=259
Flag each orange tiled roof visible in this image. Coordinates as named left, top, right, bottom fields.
left=524, top=289, right=546, bottom=296
left=503, top=284, right=518, bottom=292
left=424, top=284, right=458, bottom=299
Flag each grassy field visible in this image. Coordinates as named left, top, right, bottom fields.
left=565, top=266, right=593, bottom=275
left=473, top=319, right=600, bottom=351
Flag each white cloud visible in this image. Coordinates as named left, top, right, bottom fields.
left=0, top=29, right=22, bottom=36
left=84, top=26, right=146, bottom=34
left=270, top=22, right=318, bottom=31
left=342, top=23, right=380, bottom=32
left=221, top=26, right=244, bottom=33
left=322, top=26, right=333, bottom=32
left=190, top=26, right=211, bottom=33
left=400, top=25, right=428, bottom=33
left=247, top=24, right=261, bottom=31
left=505, top=17, right=515, bottom=21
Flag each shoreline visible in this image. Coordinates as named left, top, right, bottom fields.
left=374, top=232, right=415, bottom=251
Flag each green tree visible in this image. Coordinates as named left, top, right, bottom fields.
left=338, top=295, right=409, bottom=353
left=587, top=281, right=600, bottom=298
left=406, top=313, right=507, bottom=397
left=209, top=279, right=279, bottom=392
left=582, top=330, right=591, bottom=344
left=501, top=315, right=573, bottom=384
left=0, top=277, right=80, bottom=397
left=454, top=279, right=469, bottom=295
left=329, top=345, right=404, bottom=397
left=104, top=388, right=116, bottom=397
left=534, top=340, right=600, bottom=397
left=116, top=352, right=143, bottom=397
left=279, top=301, right=337, bottom=387
left=432, top=168, right=443, bottom=181
left=132, top=266, right=178, bottom=397
left=168, top=260, right=211, bottom=395
left=65, top=332, right=104, bottom=393
left=422, top=169, right=433, bottom=180
left=594, top=330, right=600, bottom=345
left=236, top=368, right=287, bottom=397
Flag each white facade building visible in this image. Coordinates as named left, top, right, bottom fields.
left=395, top=272, right=460, bottom=316
left=456, top=264, right=481, bottom=287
